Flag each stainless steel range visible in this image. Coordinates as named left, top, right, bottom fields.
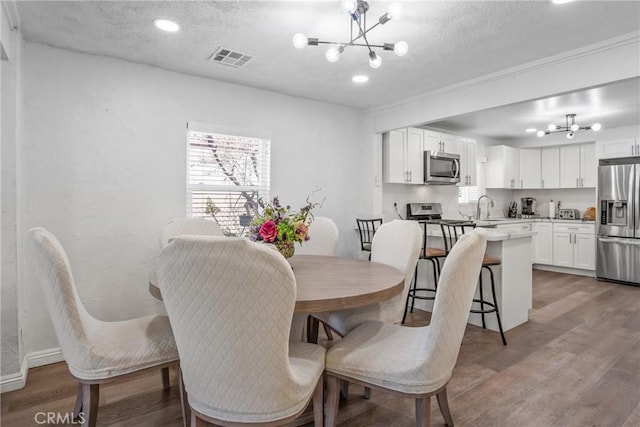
left=597, top=157, right=640, bottom=286
left=406, top=203, right=443, bottom=221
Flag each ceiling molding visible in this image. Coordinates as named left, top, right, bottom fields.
left=1, top=0, right=20, bottom=30
left=370, top=31, right=640, bottom=116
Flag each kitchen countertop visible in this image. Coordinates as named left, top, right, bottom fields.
left=474, top=218, right=596, bottom=226
left=426, top=226, right=535, bottom=242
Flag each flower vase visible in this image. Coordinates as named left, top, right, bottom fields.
left=274, top=240, right=295, bottom=259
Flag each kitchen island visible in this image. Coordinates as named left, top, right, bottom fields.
left=418, top=226, right=534, bottom=332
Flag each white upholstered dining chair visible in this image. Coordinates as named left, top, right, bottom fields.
left=159, top=217, right=223, bottom=247
left=313, top=219, right=422, bottom=338
left=158, top=236, right=326, bottom=426
left=324, top=229, right=488, bottom=427
left=28, top=227, right=180, bottom=427
left=295, top=216, right=339, bottom=256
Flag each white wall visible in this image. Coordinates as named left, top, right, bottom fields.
left=17, top=42, right=364, bottom=359
left=1, top=4, right=22, bottom=377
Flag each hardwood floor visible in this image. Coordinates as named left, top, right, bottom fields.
left=2, top=270, right=638, bottom=426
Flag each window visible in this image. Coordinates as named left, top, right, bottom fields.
left=458, top=186, right=479, bottom=205
left=187, top=127, right=270, bottom=236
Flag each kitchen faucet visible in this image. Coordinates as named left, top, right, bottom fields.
left=476, top=195, right=495, bottom=220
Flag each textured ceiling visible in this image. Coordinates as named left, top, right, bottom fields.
left=427, top=77, right=640, bottom=141
left=16, top=0, right=640, bottom=112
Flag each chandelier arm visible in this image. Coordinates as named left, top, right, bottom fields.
left=352, top=15, right=374, bottom=53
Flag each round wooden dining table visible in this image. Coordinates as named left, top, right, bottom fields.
left=148, top=254, right=405, bottom=314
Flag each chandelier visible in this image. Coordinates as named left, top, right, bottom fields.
left=536, top=114, right=602, bottom=139
left=292, top=0, right=407, bottom=69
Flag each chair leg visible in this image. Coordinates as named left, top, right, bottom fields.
left=340, top=380, right=350, bottom=400
left=431, top=258, right=439, bottom=290
left=436, top=388, right=454, bottom=427
left=479, top=269, right=487, bottom=329
left=179, top=368, right=191, bottom=427
left=410, top=265, right=419, bottom=313
left=403, top=266, right=418, bottom=324
left=72, top=383, right=83, bottom=420
left=364, top=386, right=371, bottom=400
left=81, top=383, right=99, bottom=427
left=162, top=366, right=171, bottom=390
left=307, top=316, right=320, bottom=344
left=312, top=378, right=323, bottom=427
left=415, top=396, right=431, bottom=427
left=487, top=266, right=507, bottom=346
left=190, top=413, right=208, bottom=427
left=325, top=376, right=341, bottom=427
left=323, top=323, right=334, bottom=340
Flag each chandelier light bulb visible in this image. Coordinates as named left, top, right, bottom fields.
left=548, top=124, right=557, bottom=131
left=326, top=46, right=342, bottom=63
left=570, top=123, right=580, bottom=132
left=537, top=130, right=546, bottom=138
left=369, top=52, right=382, bottom=69
left=592, top=123, right=602, bottom=131
left=393, top=41, right=409, bottom=56
left=292, top=33, right=308, bottom=49
left=342, top=0, right=358, bottom=14
left=387, top=2, right=403, bottom=20
left=566, top=131, right=575, bottom=139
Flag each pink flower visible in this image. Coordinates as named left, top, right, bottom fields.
left=259, top=220, right=278, bottom=243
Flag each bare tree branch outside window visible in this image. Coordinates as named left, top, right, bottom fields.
left=187, top=130, right=269, bottom=236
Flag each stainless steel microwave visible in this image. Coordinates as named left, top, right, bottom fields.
left=424, top=151, right=461, bottom=184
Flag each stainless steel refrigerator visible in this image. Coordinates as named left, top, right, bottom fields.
left=597, top=157, right=640, bottom=285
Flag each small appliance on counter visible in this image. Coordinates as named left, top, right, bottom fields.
left=583, top=207, right=596, bottom=221
left=507, top=201, right=518, bottom=218
left=558, top=208, right=581, bottom=220
left=521, top=197, right=537, bottom=217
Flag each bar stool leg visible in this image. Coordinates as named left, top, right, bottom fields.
left=487, top=266, right=507, bottom=346
left=479, top=270, right=486, bottom=329
left=409, top=264, right=419, bottom=313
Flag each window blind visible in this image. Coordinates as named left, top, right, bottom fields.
left=187, top=130, right=270, bottom=236
left=458, top=186, right=479, bottom=204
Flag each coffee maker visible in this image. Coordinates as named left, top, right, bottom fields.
left=521, top=197, right=537, bottom=216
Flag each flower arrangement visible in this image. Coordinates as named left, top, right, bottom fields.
left=250, top=195, right=317, bottom=257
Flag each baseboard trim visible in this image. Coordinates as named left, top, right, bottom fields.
left=26, top=348, right=64, bottom=369
left=0, top=358, right=28, bottom=393
left=533, top=264, right=596, bottom=277
left=0, top=348, right=64, bottom=393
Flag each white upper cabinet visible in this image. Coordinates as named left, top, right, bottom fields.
left=423, top=130, right=457, bottom=154
left=486, top=145, right=519, bottom=189
left=383, top=128, right=424, bottom=184
left=406, top=128, right=424, bottom=184
left=560, top=143, right=596, bottom=188
left=456, top=137, right=477, bottom=187
left=597, top=138, right=639, bottom=159
left=580, top=143, right=597, bottom=187
left=519, top=148, right=541, bottom=189
left=540, top=147, right=560, bottom=189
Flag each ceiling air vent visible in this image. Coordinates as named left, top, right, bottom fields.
left=209, top=47, right=253, bottom=68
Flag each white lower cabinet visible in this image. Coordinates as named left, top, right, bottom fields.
left=532, top=222, right=553, bottom=264
left=552, top=223, right=595, bottom=270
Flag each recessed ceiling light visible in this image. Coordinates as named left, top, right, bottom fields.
left=153, top=18, right=180, bottom=32
left=352, top=75, right=369, bottom=83
left=551, top=0, right=574, bottom=4
left=525, top=128, right=537, bottom=133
